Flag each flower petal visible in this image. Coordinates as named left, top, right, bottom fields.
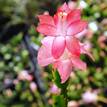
left=80, top=43, right=94, bottom=60
left=66, top=36, right=80, bottom=56
left=38, top=15, right=55, bottom=25
left=52, top=36, right=65, bottom=59
left=53, top=14, right=59, bottom=26
left=41, top=36, right=55, bottom=47
left=37, top=45, right=55, bottom=66
left=56, top=60, right=72, bottom=83
left=67, top=20, right=87, bottom=36
left=37, top=24, right=56, bottom=36
left=57, top=2, right=70, bottom=13
left=71, top=55, right=87, bottom=70
left=38, top=36, right=56, bottom=66
left=75, top=29, right=87, bottom=38
left=67, top=9, right=81, bottom=25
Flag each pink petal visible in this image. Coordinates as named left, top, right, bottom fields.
left=67, top=20, right=87, bottom=36
left=56, top=60, right=72, bottom=83
left=41, top=36, right=55, bottom=47
left=71, top=55, right=87, bottom=70
left=37, top=45, right=55, bottom=66
left=80, top=43, right=94, bottom=61
left=67, top=9, right=81, bottom=26
left=66, top=36, right=80, bottom=56
left=37, top=24, right=56, bottom=36
left=52, top=36, right=65, bottom=59
left=75, top=29, right=87, bottom=38
left=57, top=2, right=70, bottom=13
left=38, top=15, right=55, bottom=25
left=53, top=14, right=59, bottom=25
left=53, top=14, right=63, bottom=36
left=38, top=36, right=55, bottom=66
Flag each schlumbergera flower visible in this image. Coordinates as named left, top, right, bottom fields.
left=37, top=3, right=92, bottom=83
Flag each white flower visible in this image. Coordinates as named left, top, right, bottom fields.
left=67, top=101, right=79, bottom=107
left=89, top=22, right=98, bottom=32
left=104, top=31, right=107, bottom=37
left=79, top=0, right=88, bottom=9
left=82, top=91, right=98, bottom=103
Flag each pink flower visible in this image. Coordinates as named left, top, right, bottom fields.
left=37, top=3, right=92, bottom=83
left=18, top=70, right=33, bottom=81
left=37, top=36, right=89, bottom=83
left=82, top=91, right=98, bottom=103
left=50, top=84, right=61, bottom=94
left=30, top=82, right=37, bottom=92
left=37, top=3, right=87, bottom=59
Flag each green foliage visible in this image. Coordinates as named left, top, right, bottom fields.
left=53, top=95, right=66, bottom=107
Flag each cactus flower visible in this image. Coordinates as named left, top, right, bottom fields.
left=37, top=3, right=92, bottom=83
left=37, top=3, right=87, bottom=59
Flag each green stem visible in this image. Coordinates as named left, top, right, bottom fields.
left=52, top=68, right=69, bottom=107
left=61, top=86, right=68, bottom=107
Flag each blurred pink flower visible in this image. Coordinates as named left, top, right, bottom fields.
left=82, top=91, right=98, bottom=104
left=18, top=70, right=33, bottom=81
left=50, top=84, right=61, bottom=94
left=37, top=3, right=87, bottom=59
left=13, top=79, right=19, bottom=85
left=30, top=82, right=37, bottom=92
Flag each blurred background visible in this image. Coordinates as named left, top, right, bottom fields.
left=0, top=0, right=107, bottom=107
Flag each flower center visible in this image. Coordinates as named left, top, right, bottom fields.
left=60, top=48, right=71, bottom=60
left=58, top=12, right=67, bottom=36
left=59, top=12, right=67, bottom=21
